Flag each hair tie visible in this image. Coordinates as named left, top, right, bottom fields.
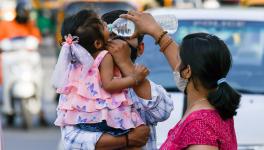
left=63, top=34, right=80, bottom=63
left=63, top=34, right=79, bottom=45
left=217, top=78, right=226, bottom=85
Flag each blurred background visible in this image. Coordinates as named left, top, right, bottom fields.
left=0, top=0, right=264, bottom=150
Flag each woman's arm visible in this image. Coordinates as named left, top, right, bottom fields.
left=100, top=53, right=148, bottom=93
left=121, top=11, right=180, bottom=70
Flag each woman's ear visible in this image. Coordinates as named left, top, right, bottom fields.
left=182, top=65, right=192, bottom=79
left=94, top=40, right=103, bottom=49
left=137, top=42, right=144, bottom=56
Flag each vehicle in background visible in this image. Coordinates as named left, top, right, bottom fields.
left=0, top=36, right=43, bottom=129
left=241, top=0, right=264, bottom=6
left=138, top=8, right=264, bottom=149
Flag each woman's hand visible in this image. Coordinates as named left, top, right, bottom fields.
left=131, top=64, right=149, bottom=85
left=120, top=11, right=163, bottom=39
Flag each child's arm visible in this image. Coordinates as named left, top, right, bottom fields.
left=99, top=53, right=148, bottom=93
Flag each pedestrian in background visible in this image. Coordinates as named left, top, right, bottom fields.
left=0, top=2, right=41, bottom=42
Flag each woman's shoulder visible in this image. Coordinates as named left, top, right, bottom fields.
left=182, top=109, right=219, bottom=129
left=168, top=109, right=235, bottom=148
left=188, top=109, right=234, bottom=124
left=181, top=109, right=235, bottom=138
left=164, top=110, right=220, bottom=149
left=185, top=109, right=234, bottom=130
left=187, top=109, right=220, bottom=122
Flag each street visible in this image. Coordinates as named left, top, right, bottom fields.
left=3, top=127, right=61, bottom=150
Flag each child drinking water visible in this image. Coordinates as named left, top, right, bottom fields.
left=52, top=10, right=149, bottom=137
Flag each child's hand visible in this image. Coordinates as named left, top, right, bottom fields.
left=131, top=64, right=149, bottom=85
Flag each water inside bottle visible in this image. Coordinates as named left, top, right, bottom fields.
left=111, top=18, right=135, bottom=37
left=108, top=14, right=178, bottom=37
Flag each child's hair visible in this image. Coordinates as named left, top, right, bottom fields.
left=61, top=9, right=106, bottom=54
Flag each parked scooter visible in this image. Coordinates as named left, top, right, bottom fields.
left=0, top=36, right=43, bottom=129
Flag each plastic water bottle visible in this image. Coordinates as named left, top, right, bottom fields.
left=108, top=18, right=135, bottom=37
left=108, top=14, right=178, bottom=37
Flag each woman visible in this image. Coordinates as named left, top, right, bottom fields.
left=121, top=11, right=241, bottom=150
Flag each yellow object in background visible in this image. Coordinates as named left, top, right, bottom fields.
left=241, top=0, right=264, bottom=6
left=164, top=0, right=174, bottom=7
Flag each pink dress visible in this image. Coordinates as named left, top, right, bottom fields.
left=160, top=109, right=237, bottom=150
left=54, top=50, right=144, bottom=130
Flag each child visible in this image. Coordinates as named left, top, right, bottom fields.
left=52, top=10, right=148, bottom=137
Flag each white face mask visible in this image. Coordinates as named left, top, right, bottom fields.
left=173, top=71, right=188, bottom=92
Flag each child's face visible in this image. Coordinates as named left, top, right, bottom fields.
left=102, top=21, right=110, bottom=42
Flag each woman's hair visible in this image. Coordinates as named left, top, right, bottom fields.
left=61, top=10, right=105, bottom=54
left=180, top=32, right=241, bottom=120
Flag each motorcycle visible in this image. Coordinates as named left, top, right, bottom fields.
left=0, top=36, right=43, bottom=129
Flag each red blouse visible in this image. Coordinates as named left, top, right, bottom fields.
left=160, top=109, right=237, bottom=150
